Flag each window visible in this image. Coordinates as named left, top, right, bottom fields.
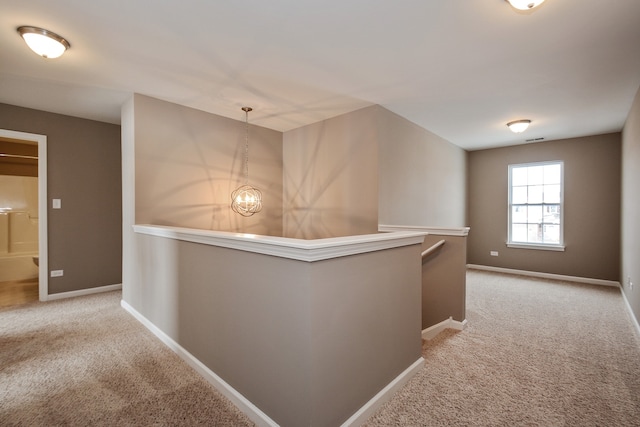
left=508, top=161, right=564, bottom=251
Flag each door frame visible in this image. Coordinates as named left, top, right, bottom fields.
left=0, top=129, right=48, bottom=301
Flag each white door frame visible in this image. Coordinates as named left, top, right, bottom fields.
left=0, top=129, right=48, bottom=301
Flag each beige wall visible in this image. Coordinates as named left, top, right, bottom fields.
left=621, top=87, right=640, bottom=326
left=133, top=232, right=421, bottom=426
left=122, top=94, right=284, bottom=306
left=468, top=133, right=621, bottom=281
left=0, top=103, right=122, bottom=294
left=378, top=107, right=467, bottom=228
left=422, top=233, right=467, bottom=328
left=132, top=94, right=283, bottom=235
left=283, top=106, right=379, bottom=238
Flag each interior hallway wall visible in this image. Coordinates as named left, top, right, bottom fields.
left=377, top=106, right=467, bottom=228
left=0, top=103, right=122, bottom=294
left=283, top=106, right=379, bottom=238
left=468, top=133, right=621, bottom=281
left=621, top=86, right=640, bottom=327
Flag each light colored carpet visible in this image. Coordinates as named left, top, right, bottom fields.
left=2, top=271, right=639, bottom=426
left=0, top=291, right=254, bottom=426
left=365, top=270, right=640, bottom=426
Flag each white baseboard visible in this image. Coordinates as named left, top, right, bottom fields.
left=45, top=283, right=122, bottom=301
left=121, top=299, right=426, bottom=427
left=340, top=357, right=424, bottom=427
left=422, top=317, right=468, bottom=340
left=467, top=264, right=620, bottom=288
left=620, top=287, right=640, bottom=340
left=120, top=300, right=279, bottom=427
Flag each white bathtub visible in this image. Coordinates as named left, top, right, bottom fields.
left=0, top=211, right=39, bottom=282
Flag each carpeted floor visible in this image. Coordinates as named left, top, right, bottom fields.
left=0, top=291, right=254, bottom=426
left=1, top=270, right=639, bottom=426
left=365, top=270, right=640, bottom=426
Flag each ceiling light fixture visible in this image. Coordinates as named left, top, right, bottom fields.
left=505, top=0, right=546, bottom=10
left=231, top=107, right=263, bottom=217
left=17, top=26, right=70, bottom=59
left=507, top=119, right=532, bottom=133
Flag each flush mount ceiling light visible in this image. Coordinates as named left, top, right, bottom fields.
left=507, top=119, right=532, bottom=133
left=231, top=107, right=263, bottom=217
left=505, top=0, right=546, bottom=10
left=17, top=26, right=70, bottom=58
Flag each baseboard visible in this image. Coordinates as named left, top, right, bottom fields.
left=45, top=283, right=122, bottom=301
left=467, top=264, right=621, bottom=288
left=120, top=300, right=279, bottom=427
left=422, top=317, right=468, bottom=340
left=340, top=357, right=425, bottom=427
left=620, top=287, right=640, bottom=340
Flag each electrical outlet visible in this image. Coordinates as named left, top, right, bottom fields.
left=50, top=270, right=64, bottom=277
left=490, top=251, right=499, bottom=257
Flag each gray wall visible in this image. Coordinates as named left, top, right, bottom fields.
left=133, top=232, right=422, bottom=426
left=283, top=106, right=379, bottom=238
left=422, top=233, right=467, bottom=328
left=0, top=103, right=122, bottom=294
left=122, top=94, right=284, bottom=308
left=132, top=95, right=283, bottom=234
left=621, top=86, right=640, bottom=326
left=468, top=133, right=621, bottom=281
left=378, top=107, right=468, bottom=228
left=282, top=105, right=468, bottom=238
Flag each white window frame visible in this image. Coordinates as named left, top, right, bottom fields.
left=507, top=161, right=565, bottom=251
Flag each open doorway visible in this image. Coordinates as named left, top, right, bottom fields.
left=0, top=129, right=48, bottom=306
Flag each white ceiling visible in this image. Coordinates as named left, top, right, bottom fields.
left=1, top=0, right=639, bottom=151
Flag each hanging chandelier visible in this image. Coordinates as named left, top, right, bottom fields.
left=231, top=107, right=263, bottom=217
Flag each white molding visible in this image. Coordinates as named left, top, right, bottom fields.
left=134, top=224, right=426, bottom=262
left=620, top=288, right=640, bottom=340
left=339, top=357, right=425, bottom=427
left=379, top=224, right=470, bottom=237
left=0, top=129, right=49, bottom=302
left=467, top=264, right=620, bottom=288
left=120, top=300, right=280, bottom=427
left=506, top=243, right=565, bottom=252
left=46, top=283, right=122, bottom=301
left=422, top=317, right=468, bottom=340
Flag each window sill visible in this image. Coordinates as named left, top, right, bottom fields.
left=507, top=243, right=565, bottom=252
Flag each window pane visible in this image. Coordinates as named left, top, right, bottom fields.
left=528, top=205, right=543, bottom=223
left=544, top=164, right=561, bottom=184
left=543, top=205, right=560, bottom=224
left=527, top=224, right=541, bottom=243
left=512, top=205, right=527, bottom=223
left=512, top=224, right=528, bottom=242
left=512, top=186, right=527, bottom=204
left=508, top=161, right=563, bottom=247
left=529, top=185, right=543, bottom=203
left=528, top=166, right=544, bottom=185
left=543, top=224, right=560, bottom=243
left=544, top=184, right=560, bottom=203
left=512, top=167, right=527, bottom=186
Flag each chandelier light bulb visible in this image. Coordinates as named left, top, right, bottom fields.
left=17, top=26, right=70, bottom=58
left=231, top=107, right=263, bottom=217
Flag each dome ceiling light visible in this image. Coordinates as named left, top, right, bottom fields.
left=505, top=0, right=546, bottom=11
left=17, top=26, right=70, bottom=59
left=507, top=119, right=532, bottom=133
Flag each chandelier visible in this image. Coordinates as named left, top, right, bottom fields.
left=231, top=107, right=263, bottom=216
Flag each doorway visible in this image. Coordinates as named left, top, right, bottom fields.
left=0, top=129, right=48, bottom=305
